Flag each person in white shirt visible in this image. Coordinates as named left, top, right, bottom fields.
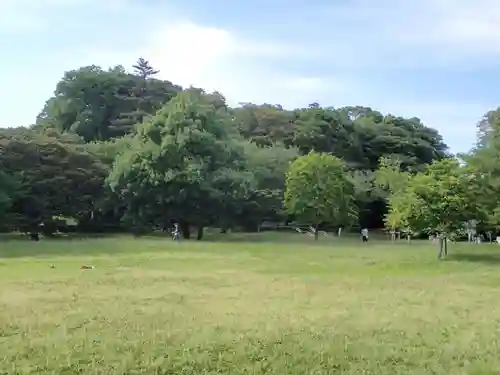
left=361, top=228, right=369, bottom=242
left=172, top=223, right=180, bottom=241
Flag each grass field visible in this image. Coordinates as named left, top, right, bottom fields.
left=2, top=233, right=500, bottom=374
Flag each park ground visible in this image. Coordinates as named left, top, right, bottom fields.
left=2, top=233, right=500, bottom=374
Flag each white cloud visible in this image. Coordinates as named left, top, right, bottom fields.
left=149, top=22, right=235, bottom=89
left=394, top=0, right=500, bottom=51
left=77, top=21, right=345, bottom=108
left=149, top=23, right=348, bottom=107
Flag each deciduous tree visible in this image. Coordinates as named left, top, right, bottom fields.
left=108, top=89, right=252, bottom=239
left=284, top=152, right=357, bottom=239
left=0, top=128, right=108, bottom=236
left=37, top=64, right=181, bottom=141
left=388, top=158, right=478, bottom=258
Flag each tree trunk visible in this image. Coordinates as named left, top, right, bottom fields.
left=437, top=235, right=448, bottom=259
left=196, top=226, right=204, bottom=240
left=314, top=224, right=319, bottom=240
left=180, top=221, right=190, bottom=239
left=437, top=236, right=444, bottom=259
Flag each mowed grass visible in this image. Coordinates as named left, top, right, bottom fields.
left=2, top=233, right=500, bottom=374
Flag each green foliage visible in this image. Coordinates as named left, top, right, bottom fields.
left=284, top=152, right=357, bottom=233
left=0, top=128, right=108, bottom=232
left=350, top=170, right=383, bottom=203
left=36, top=64, right=181, bottom=141
left=236, top=143, right=298, bottom=228
left=0, top=170, right=19, bottom=220
left=242, top=142, right=298, bottom=191
left=374, top=156, right=411, bottom=195
left=384, top=188, right=418, bottom=233
left=86, top=135, right=134, bottom=166
left=385, top=158, right=477, bottom=235
left=373, top=156, right=413, bottom=231
left=108, top=89, right=253, bottom=237
left=133, top=57, right=160, bottom=79
left=231, top=103, right=295, bottom=147
left=0, top=58, right=458, bottom=236
left=455, top=110, right=500, bottom=232
left=292, top=105, right=354, bottom=158
left=475, top=107, right=500, bottom=148
left=349, top=170, right=386, bottom=227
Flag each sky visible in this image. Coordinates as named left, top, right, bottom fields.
left=1, top=0, right=500, bottom=152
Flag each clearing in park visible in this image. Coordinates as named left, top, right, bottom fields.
left=1, top=233, right=500, bottom=374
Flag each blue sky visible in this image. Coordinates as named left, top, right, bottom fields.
left=2, top=0, right=500, bottom=152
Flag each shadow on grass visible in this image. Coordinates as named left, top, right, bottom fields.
left=447, top=252, right=500, bottom=265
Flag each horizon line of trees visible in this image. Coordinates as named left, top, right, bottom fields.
left=1, top=57, right=497, bottom=243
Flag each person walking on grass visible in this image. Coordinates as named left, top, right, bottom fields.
left=172, top=223, right=180, bottom=241
left=361, top=228, right=369, bottom=243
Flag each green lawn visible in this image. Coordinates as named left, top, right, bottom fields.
left=2, top=233, right=500, bottom=374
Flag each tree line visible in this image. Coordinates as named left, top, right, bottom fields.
left=2, top=57, right=485, bottom=241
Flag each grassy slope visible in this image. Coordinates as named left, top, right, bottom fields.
left=1, top=233, right=500, bottom=374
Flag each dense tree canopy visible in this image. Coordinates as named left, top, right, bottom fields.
left=36, top=64, right=181, bottom=142
left=381, top=158, right=482, bottom=257
left=231, top=103, right=448, bottom=171
left=4, top=56, right=498, bottom=245
left=0, top=170, right=18, bottom=221
left=0, top=127, right=107, bottom=233
left=284, top=152, right=357, bottom=239
left=107, top=89, right=254, bottom=239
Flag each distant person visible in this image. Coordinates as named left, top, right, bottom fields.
left=172, top=223, right=180, bottom=241
left=361, top=228, right=369, bottom=243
